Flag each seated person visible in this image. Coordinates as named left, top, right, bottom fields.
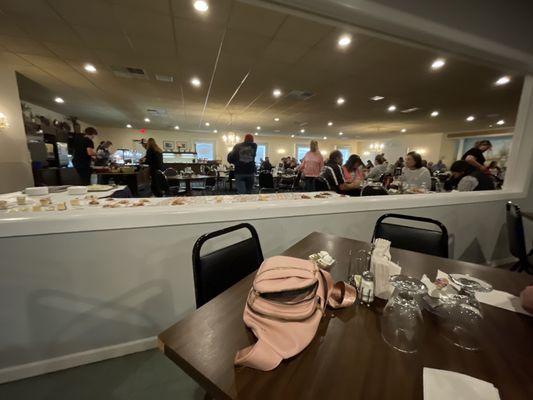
left=342, top=154, right=364, bottom=186
left=444, top=160, right=495, bottom=191
left=320, top=150, right=360, bottom=195
left=401, top=151, right=432, bottom=189
left=366, top=154, right=388, bottom=181
left=259, top=157, right=273, bottom=172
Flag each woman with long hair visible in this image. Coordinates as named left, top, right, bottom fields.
left=342, top=154, right=364, bottom=187
left=141, top=138, right=165, bottom=196
left=299, top=140, right=324, bottom=191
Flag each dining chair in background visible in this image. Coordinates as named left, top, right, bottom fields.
left=372, top=213, right=449, bottom=258
left=361, top=185, right=389, bottom=196
left=506, top=202, right=533, bottom=273
left=192, top=223, right=264, bottom=308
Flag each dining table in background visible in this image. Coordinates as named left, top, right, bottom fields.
left=166, top=174, right=210, bottom=196
left=94, top=167, right=149, bottom=196
left=158, top=232, right=533, bottom=400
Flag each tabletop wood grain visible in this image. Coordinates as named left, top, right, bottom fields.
left=158, top=232, right=533, bottom=400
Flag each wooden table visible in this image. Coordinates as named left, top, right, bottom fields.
left=159, top=232, right=533, bottom=400
left=166, top=175, right=210, bottom=196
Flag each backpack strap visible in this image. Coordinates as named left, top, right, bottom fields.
left=234, top=338, right=283, bottom=371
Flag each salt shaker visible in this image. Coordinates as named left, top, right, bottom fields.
left=359, top=271, right=375, bottom=305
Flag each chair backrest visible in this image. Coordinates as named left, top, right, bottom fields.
left=361, top=185, right=389, bottom=196
left=192, top=223, right=264, bottom=308
left=259, top=172, right=274, bottom=188
left=314, top=176, right=330, bottom=191
left=506, top=202, right=527, bottom=260
left=372, top=213, right=449, bottom=258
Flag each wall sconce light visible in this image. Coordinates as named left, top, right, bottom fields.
left=0, top=112, right=9, bottom=130
left=277, top=148, right=286, bottom=154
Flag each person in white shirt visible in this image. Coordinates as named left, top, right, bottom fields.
left=401, top=151, right=432, bottom=189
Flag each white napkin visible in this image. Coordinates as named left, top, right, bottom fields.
left=370, top=239, right=401, bottom=300
left=423, top=270, right=532, bottom=317
left=423, top=367, right=500, bottom=400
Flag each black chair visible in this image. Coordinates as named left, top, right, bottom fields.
left=361, top=185, right=389, bottom=196
left=372, top=213, right=449, bottom=258
left=314, top=176, right=330, bottom=191
left=506, top=202, right=533, bottom=273
left=258, top=172, right=274, bottom=189
left=192, top=223, right=264, bottom=308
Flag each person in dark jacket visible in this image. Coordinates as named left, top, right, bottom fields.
left=72, top=127, right=98, bottom=185
left=444, top=160, right=495, bottom=191
left=140, top=138, right=165, bottom=197
left=227, top=134, right=257, bottom=194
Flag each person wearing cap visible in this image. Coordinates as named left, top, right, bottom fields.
left=227, top=133, right=257, bottom=194
left=72, top=127, right=98, bottom=185
left=461, top=140, right=492, bottom=172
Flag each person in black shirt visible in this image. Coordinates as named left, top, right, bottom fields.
left=140, top=138, right=165, bottom=197
left=444, top=160, right=494, bottom=191
left=320, top=150, right=360, bottom=195
left=95, top=141, right=113, bottom=166
left=227, top=134, right=257, bottom=194
left=72, top=127, right=98, bottom=185
left=461, top=140, right=492, bottom=172
left=259, top=157, right=273, bottom=172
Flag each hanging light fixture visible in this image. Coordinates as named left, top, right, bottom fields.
left=222, top=132, right=240, bottom=146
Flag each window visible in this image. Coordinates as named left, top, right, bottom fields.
left=195, top=142, right=215, bottom=160
left=296, top=145, right=310, bottom=162
left=255, top=144, right=267, bottom=164
left=337, top=147, right=351, bottom=162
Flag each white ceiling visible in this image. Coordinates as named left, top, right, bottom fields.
left=0, top=0, right=523, bottom=139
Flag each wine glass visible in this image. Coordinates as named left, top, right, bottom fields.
left=381, top=275, right=428, bottom=353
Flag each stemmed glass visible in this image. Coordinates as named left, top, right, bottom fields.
left=381, top=275, right=428, bottom=353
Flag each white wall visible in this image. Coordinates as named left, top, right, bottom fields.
left=98, top=126, right=360, bottom=165
left=0, top=57, right=33, bottom=193
left=23, top=101, right=92, bottom=132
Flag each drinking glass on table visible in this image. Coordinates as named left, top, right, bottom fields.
left=347, top=247, right=372, bottom=289
left=381, top=275, right=428, bottom=353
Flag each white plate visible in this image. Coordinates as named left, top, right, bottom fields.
left=86, top=185, right=114, bottom=192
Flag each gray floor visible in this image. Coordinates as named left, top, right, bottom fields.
left=0, top=350, right=205, bottom=400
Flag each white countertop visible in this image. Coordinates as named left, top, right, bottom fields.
left=0, top=187, right=522, bottom=238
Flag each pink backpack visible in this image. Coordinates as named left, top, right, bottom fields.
left=234, top=255, right=356, bottom=371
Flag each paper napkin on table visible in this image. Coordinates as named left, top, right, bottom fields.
left=370, top=238, right=401, bottom=300
left=424, top=270, right=532, bottom=317
left=423, top=367, right=500, bottom=400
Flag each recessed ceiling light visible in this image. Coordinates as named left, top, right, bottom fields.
left=213, top=129, right=218, bottom=133
left=256, top=126, right=261, bottom=130
left=338, top=131, right=343, bottom=135
left=496, top=119, right=505, bottom=125
left=144, top=117, right=150, bottom=123
left=254, top=132, right=258, bottom=136
left=431, top=58, right=446, bottom=70
left=291, top=134, right=295, bottom=138
left=466, top=115, right=475, bottom=122
left=370, top=95, right=385, bottom=101
left=174, top=125, right=180, bottom=130
left=205, top=122, right=210, bottom=126
left=274, top=117, right=280, bottom=121
left=190, top=77, right=201, bottom=87
left=401, top=128, right=407, bottom=133
left=337, top=34, right=352, bottom=48
left=126, top=124, right=132, bottom=128
left=430, top=110, right=439, bottom=117
left=387, top=105, right=396, bottom=112
left=193, top=0, right=209, bottom=13
left=327, top=121, right=333, bottom=126
left=323, top=136, right=327, bottom=140
left=495, top=76, right=511, bottom=86
left=300, top=129, right=305, bottom=133
left=489, top=124, right=493, bottom=128
left=84, top=63, right=97, bottom=73
left=54, top=97, right=64, bottom=104
left=336, top=97, right=345, bottom=105
left=273, top=88, right=282, bottom=97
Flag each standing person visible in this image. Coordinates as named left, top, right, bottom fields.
left=366, top=154, right=388, bottom=181
left=299, top=140, right=324, bottom=191
left=72, top=127, right=98, bottom=185
left=140, top=138, right=164, bottom=197
left=401, top=151, right=432, bottom=189
left=227, top=133, right=257, bottom=194
left=342, top=154, right=364, bottom=186
left=320, top=150, right=360, bottom=195
left=95, top=141, right=113, bottom=166
left=461, top=140, right=492, bottom=172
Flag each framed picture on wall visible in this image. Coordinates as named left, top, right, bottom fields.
left=175, top=141, right=188, bottom=152
left=163, top=140, right=175, bottom=151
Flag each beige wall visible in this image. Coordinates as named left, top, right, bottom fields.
left=23, top=101, right=91, bottom=132
left=97, top=126, right=360, bottom=165
left=0, top=59, right=33, bottom=193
